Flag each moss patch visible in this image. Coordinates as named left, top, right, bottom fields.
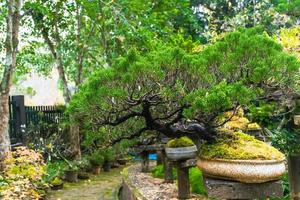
left=166, top=136, right=194, bottom=148
left=199, top=131, right=284, bottom=160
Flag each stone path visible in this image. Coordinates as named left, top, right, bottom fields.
left=124, top=164, right=207, bottom=200
left=47, top=167, right=124, bottom=200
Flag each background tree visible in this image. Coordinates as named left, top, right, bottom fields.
left=0, top=0, right=22, bottom=167
left=68, top=28, right=299, bottom=147
left=21, top=0, right=203, bottom=158
left=192, top=0, right=295, bottom=41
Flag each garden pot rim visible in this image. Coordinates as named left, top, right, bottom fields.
left=165, top=145, right=197, bottom=149
left=198, top=157, right=285, bottom=164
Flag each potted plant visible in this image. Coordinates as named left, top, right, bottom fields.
left=165, top=136, right=197, bottom=161
left=50, top=177, right=64, bottom=190
left=64, top=160, right=79, bottom=182
left=103, top=148, right=115, bottom=172
left=198, top=131, right=286, bottom=183
left=89, top=150, right=104, bottom=175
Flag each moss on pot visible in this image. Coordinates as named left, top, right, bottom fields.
left=166, top=136, right=195, bottom=148
left=51, top=177, right=63, bottom=186
left=199, top=131, right=284, bottom=160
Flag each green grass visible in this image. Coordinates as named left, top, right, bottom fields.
left=150, top=165, right=206, bottom=195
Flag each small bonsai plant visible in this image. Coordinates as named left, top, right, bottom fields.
left=89, top=151, right=104, bottom=167
left=103, top=148, right=115, bottom=172
left=166, top=136, right=195, bottom=148
left=165, top=136, right=197, bottom=161
left=50, top=177, right=63, bottom=190
left=89, top=150, right=104, bottom=175
left=64, top=160, right=79, bottom=182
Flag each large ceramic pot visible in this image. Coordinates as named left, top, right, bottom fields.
left=197, top=158, right=286, bottom=183
left=165, top=145, right=197, bottom=161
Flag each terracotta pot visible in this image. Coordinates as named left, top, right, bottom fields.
left=91, top=165, right=101, bottom=175
left=64, top=170, right=78, bottom=182
left=51, top=183, right=64, bottom=190
left=197, top=158, right=286, bottom=183
left=165, top=145, right=197, bottom=161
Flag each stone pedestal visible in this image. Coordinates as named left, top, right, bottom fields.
left=164, top=153, right=174, bottom=183
left=174, top=159, right=197, bottom=199
left=204, top=177, right=283, bottom=199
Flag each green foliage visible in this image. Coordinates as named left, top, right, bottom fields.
left=189, top=167, right=207, bottom=195
left=275, top=0, right=300, bottom=18
left=271, top=128, right=300, bottom=155
left=69, top=27, right=299, bottom=146
left=150, top=165, right=177, bottom=179
left=64, top=160, right=80, bottom=171
left=103, top=148, right=115, bottom=163
left=248, top=103, right=277, bottom=125
left=150, top=165, right=206, bottom=195
left=89, top=151, right=104, bottom=166
left=43, top=160, right=67, bottom=183
left=50, top=177, right=63, bottom=186
left=199, top=131, right=285, bottom=160
left=166, top=136, right=195, bottom=148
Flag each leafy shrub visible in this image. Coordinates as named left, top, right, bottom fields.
left=150, top=165, right=177, bottom=179
left=1, top=147, right=47, bottom=199
left=189, top=167, right=206, bottom=195
left=103, top=148, right=115, bottom=163
left=150, top=165, right=206, bottom=195
left=271, top=128, right=300, bottom=155
left=166, top=136, right=195, bottom=148
left=43, top=160, right=67, bottom=183
left=89, top=151, right=104, bottom=166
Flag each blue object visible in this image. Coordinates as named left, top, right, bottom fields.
left=134, top=153, right=157, bottom=160
left=149, top=153, right=157, bottom=160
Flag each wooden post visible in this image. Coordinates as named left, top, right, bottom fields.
left=12, top=95, right=26, bottom=145
left=141, top=151, right=149, bottom=172
left=163, top=151, right=173, bottom=183
left=289, top=154, right=300, bottom=200
left=177, top=166, right=190, bottom=199
left=157, top=149, right=163, bottom=165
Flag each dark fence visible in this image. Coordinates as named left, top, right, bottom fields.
left=9, top=95, right=65, bottom=146
left=25, top=105, right=64, bottom=125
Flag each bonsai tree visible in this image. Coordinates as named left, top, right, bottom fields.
left=68, top=27, right=299, bottom=146
left=89, top=151, right=104, bottom=167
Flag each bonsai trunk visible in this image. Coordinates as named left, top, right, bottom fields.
left=92, top=165, right=101, bottom=175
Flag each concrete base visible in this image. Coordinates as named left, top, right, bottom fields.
left=204, top=177, right=283, bottom=199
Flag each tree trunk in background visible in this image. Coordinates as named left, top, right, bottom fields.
left=0, top=0, right=22, bottom=169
